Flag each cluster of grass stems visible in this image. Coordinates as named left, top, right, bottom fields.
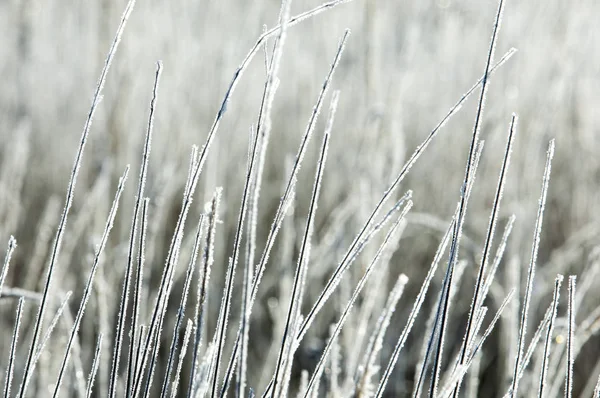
left=0, top=0, right=598, bottom=397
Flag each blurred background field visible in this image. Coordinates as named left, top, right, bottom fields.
left=1, top=0, right=600, bottom=396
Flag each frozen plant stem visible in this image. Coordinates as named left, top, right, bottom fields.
left=565, top=276, right=576, bottom=398
left=504, top=298, right=556, bottom=397
left=171, top=320, right=194, bottom=398
left=438, top=290, right=515, bottom=398
left=509, top=139, right=555, bottom=398
left=160, top=215, right=205, bottom=398
left=538, top=275, right=564, bottom=398
left=431, top=0, right=506, bottom=394
left=139, top=147, right=199, bottom=398
left=129, top=198, right=150, bottom=397
left=111, top=61, right=162, bottom=398
left=3, top=298, right=24, bottom=398
left=481, top=215, right=516, bottom=303
left=418, top=141, right=484, bottom=398
left=187, top=189, right=221, bottom=398
left=453, top=113, right=517, bottom=397
left=272, top=102, right=334, bottom=398
left=0, top=236, right=17, bottom=297
left=238, top=2, right=292, bottom=395
left=86, top=334, right=104, bottom=398
left=20, top=291, right=73, bottom=395
left=208, top=26, right=282, bottom=393
left=354, top=273, right=408, bottom=397
left=17, top=1, right=136, bottom=396
left=53, top=166, right=130, bottom=398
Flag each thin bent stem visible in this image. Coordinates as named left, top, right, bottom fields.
left=208, top=52, right=273, bottom=397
